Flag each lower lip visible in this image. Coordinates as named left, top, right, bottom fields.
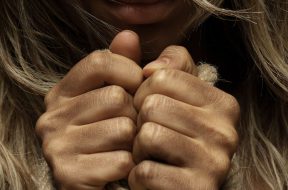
left=104, top=0, right=174, bottom=25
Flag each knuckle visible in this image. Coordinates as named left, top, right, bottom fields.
left=149, top=69, right=172, bottom=89
left=137, top=122, right=161, bottom=150
left=164, top=46, right=192, bottom=71
left=203, top=148, right=231, bottom=177
left=174, top=46, right=191, bottom=60
left=212, top=128, right=239, bottom=155
left=35, top=112, right=55, bottom=139
left=117, top=117, right=136, bottom=142
left=230, top=101, right=241, bottom=123
left=133, top=161, right=155, bottom=180
left=117, top=152, right=134, bottom=172
left=223, top=94, right=241, bottom=122
left=108, top=85, right=130, bottom=106
left=225, top=128, right=239, bottom=153
left=35, top=115, right=46, bottom=139
left=209, top=92, right=240, bottom=125
left=36, top=107, right=69, bottom=138
left=42, top=138, right=67, bottom=162
left=88, top=49, right=112, bottom=72
left=140, top=94, right=163, bottom=121
left=212, top=154, right=231, bottom=176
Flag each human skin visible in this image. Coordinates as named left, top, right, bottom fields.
left=36, top=0, right=240, bottom=189
left=80, top=0, right=195, bottom=61
left=36, top=30, right=239, bottom=189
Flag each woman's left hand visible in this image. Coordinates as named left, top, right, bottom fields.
left=128, top=46, right=240, bottom=190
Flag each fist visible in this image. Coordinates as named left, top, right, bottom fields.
left=128, top=45, right=239, bottom=190
left=36, top=31, right=143, bottom=190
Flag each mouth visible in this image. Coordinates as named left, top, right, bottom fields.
left=107, top=0, right=166, bottom=4
left=103, top=0, right=175, bottom=25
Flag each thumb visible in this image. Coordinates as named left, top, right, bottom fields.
left=143, top=45, right=218, bottom=85
left=143, top=45, right=198, bottom=78
left=109, top=30, right=142, bottom=63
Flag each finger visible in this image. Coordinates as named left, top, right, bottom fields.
left=129, top=160, right=194, bottom=190
left=134, top=69, right=222, bottom=110
left=46, top=50, right=143, bottom=102
left=58, top=183, right=102, bottom=190
left=134, top=69, right=240, bottom=125
left=43, top=85, right=137, bottom=126
left=137, top=94, right=238, bottom=157
left=54, top=151, right=135, bottom=188
left=136, top=94, right=206, bottom=138
left=143, top=45, right=198, bottom=78
left=109, top=30, right=141, bottom=64
left=66, top=117, right=136, bottom=154
left=133, top=122, right=201, bottom=166
left=72, top=85, right=137, bottom=124
left=80, top=151, right=135, bottom=185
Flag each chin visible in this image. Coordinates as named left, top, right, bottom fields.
left=125, top=24, right=186, bottom=63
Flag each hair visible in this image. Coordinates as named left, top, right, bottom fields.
left=0, top=0, right=287, bottom=189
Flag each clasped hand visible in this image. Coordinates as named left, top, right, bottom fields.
left=36, top=31, right=239, bottom=190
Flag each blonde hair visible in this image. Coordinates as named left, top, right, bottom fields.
left=0, top=0, right=287, bottom=189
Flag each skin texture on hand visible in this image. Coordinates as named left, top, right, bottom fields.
left=36, top=30, right=239, bottom=190
left=127, top=42, right=239, bottom=190
left=109, top=30, right=141, bottom=63
left=36, top=31, right=143, bottom=190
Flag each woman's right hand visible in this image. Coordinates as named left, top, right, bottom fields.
left=36, top=37, right=143, bottom=189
